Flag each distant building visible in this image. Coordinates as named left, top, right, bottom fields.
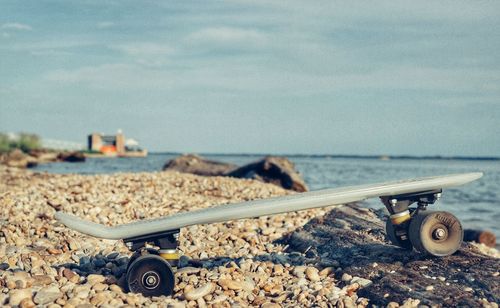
left=87, top=131, right=147, bottom=157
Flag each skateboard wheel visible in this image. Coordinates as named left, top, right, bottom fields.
left=126, top=248, right=159, bottom=273
left=385, top=219, right=412, bottom=250
left=126, top=254, right=175, bottom=297
left=409, top=211, right=463, bottom=256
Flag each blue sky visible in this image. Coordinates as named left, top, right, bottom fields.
left=1, top=1, right=499, bottom=155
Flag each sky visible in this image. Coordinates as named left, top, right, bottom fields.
left=1, top=1, right=499, bottom=156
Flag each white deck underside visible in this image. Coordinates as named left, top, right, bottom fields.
left=55, top=172, right=482, bottom=240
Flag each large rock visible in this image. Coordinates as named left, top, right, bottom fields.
left=0, top=149, right=38, bottom=168
left=57, top=151, right=86, bottom=162
left=227, top=156, right=308, bottom=192
left=163, top=154, right=236, bottom=176
left=280, top=204, right=500, bottom=306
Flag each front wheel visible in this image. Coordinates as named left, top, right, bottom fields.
left=126, top=254, right=175, bottom=296
left=409, top=211, right=463, bottom=256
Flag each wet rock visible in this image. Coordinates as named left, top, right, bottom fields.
left=163, top=154, right=236, bottom=176
left=227, top=156, right=308, bottom=192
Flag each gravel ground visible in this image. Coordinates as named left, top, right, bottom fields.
left=0, top=166, right=378, bottom=307
left=2, top=166, right=491, bottom=307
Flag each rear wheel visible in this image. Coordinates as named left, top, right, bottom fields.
left=126, top=254, right=175, bottom=297
left=409, top=211, right=463, bottom=256
left=385, top=218, right=412, bottom=250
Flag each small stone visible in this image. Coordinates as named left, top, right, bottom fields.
left=47, top=248, right=62, bottom=255
left=351, top=277, right=372, bottom=288
left=305, top=267, right=320, bottom=282
left=93, top=282, right=108, bottom=291
left=8, top=271, right=32, bottom=289
left=68, top=239, right=80, bottom=250
left=178, top=255, right=190, bottom=268
left=62, top=268, right=79, bottom=283
left=90, top=292, right=109, bottom=306
left=92, top=258, right=106, bottom=267
left=19, top=298, right=36, bottom=308
left=109, top=284, right=123, bottom=293
left=341, top=273, right=352, bottom=282
left=107, top=252, right=119, bottom=259
left=9, top=289, right=33, bottom=306
left=184, top=282, right=214, bottom=301
left=32, top=275, right=52, bottom=286
left=425, top=285, right=434, bottom=291
left=176, top=267, right=201, bottom=275
left=218, top=279, right=251, bottom=291
left=73, top=285, right=90, bottom=299
left=34, top=286, right=61, bottom=305
left=319, top=267, right=333, bottom=277
left=86, top=274, right=106, bottom=285
left=292, top=266, right=307, bottom=278
left=464, top=287, right=473, bottom=292
left=0, top=262, right=9, bottom=270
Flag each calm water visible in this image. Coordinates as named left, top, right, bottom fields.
left=33, top=154, right=500, bottom=238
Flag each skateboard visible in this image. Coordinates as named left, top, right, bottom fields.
left=55, top=172, right=482, bottom=296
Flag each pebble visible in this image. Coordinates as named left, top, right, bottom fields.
left=350, top=277, right=372, bottom=288
left=33, top=286, right=61, bottom=305
left=218, top=278, right=253, bottom=291
left=341, top=273, right=353, bottom=282
left=62, top=268, right=80, bottom=283
left=32, top=275, right=53, bottom=286
left=87, top=274, right=106, bottom=285
left=305, top=267, right=320, bottom=282
left=184, top=282, right=214, bottom=301
left=425, top=285, right=434, bottom=291
left=292, top=266, right=307, bottom=277
left=464, top=287, right=473, bottom=292
left=8, top=289, right=33, bottom=306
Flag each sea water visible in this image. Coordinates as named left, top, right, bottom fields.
left=32, top=154, right=500, bottom=238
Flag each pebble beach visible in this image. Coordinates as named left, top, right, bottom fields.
left=0, top=166, right=376, bottom=307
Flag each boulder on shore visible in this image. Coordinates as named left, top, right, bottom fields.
left=0, top=149, right=38, bottom=168
left=227, top=156, right=308, bottom=192
left=163, top=154, right=237, bottom=176
left=57, top=151, right=86, bottom=163
left=163, top=155, right=308, bottom=192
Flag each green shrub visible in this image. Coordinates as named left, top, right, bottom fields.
left=0, top=133, right=10, bottom=153
left=0, top=132, right=41, bottom=153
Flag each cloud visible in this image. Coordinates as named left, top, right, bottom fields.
left=185, top=27, right=267, bottom=49
left=97, top=21, right=114, bottom=29
left=1, top=23, right=32, bottom=31
left=110, top=43, right=174, bottom=56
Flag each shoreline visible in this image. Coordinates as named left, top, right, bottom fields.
left=0, top=166, right=498, bottom=306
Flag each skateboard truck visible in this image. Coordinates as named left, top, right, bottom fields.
left=381, top=190, right=463, bottom=256
left=123, top=229, right=180, bottom=296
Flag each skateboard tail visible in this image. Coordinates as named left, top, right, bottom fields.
left=55, top=212, right=115, bottom=239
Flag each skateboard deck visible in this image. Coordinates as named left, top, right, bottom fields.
left=55, top=172, right=482, bottom=240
